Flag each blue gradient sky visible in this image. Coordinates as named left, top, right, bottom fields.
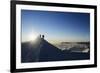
left=21, top=10, right=90, bottom=43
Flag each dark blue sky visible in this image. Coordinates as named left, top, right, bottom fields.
left=21, top=10, right=90, bottom=43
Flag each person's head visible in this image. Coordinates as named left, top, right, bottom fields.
left=42, top=35, right=44, bottom=39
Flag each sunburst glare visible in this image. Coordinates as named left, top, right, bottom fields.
left=28, top=32, right=38, bottom=42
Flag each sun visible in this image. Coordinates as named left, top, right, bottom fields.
left=28, top=33, right=38, bottom=42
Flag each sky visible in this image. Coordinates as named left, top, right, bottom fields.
left=21, top=10, right=90, bottom=43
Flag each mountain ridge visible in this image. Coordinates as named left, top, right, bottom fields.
left=21, top=37, right=90, bottom=63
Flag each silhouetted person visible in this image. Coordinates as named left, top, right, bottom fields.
left=42, top=35, right=44, bottom=39
left=40, top=34, right=41, bottom=38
